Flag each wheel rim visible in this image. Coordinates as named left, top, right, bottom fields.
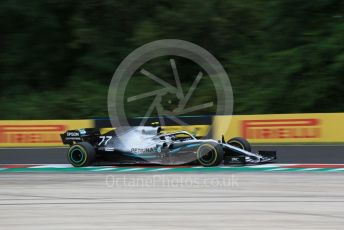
left=198, top=145, right=217, bottom=165
left=70, top=148, right=85, bottom=164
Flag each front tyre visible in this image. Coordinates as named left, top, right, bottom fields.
left=227, top=137, right=251, bottom=151
left=67, top=142, right=96, bottom=167
left=197, top=142, right=224, bottom=167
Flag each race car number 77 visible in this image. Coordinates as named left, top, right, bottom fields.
left=99, top=136, right=112, bottom=145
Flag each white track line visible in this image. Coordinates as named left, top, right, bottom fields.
left=327, top=168, right=344, bottom=172
left=118, top=168, right=144, bottom=172
left=246, top=164, right=279, bottom=168
left=92, top=168, right=117, bottom=172
left=29, top=164, right=72, bottom=168
left=266, top=168, right=290, bottom=171
left=296, top=168, right=321, bottom=171
left=149, top=168, right=172, bottom=172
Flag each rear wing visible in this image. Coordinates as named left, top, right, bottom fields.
left=60, top=128, right=100, bottom=145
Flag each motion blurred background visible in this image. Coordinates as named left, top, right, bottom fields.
left=0, top=0, right=343, bottom=119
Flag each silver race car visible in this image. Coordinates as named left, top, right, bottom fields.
left=61, top=125, right=276, bottom=167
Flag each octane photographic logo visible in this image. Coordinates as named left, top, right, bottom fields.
left=108, top=39, right=233, bottom=127
left=107, top=39, right=233, bottom=163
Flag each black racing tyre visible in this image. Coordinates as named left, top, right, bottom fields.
left=67, top=142, right=96, bottom=167
left=227, top=137, right=251, bottom=151
left=197, top=142, right=224, bottom=167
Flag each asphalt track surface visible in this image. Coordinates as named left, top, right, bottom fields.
left=1, top=145, right=344, bottom=229
left=1, top=173, right=343, bottom=230
left=0, top=145, right=344, bottom=164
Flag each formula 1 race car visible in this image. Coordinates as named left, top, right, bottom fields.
left=61, top=126, right=276, bottom=167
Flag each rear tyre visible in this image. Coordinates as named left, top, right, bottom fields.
left=227, top=137, right=251, bottom=151
left=197, top=142, right=224, bottom=167
left=67, top=142, right=96, bottom=167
